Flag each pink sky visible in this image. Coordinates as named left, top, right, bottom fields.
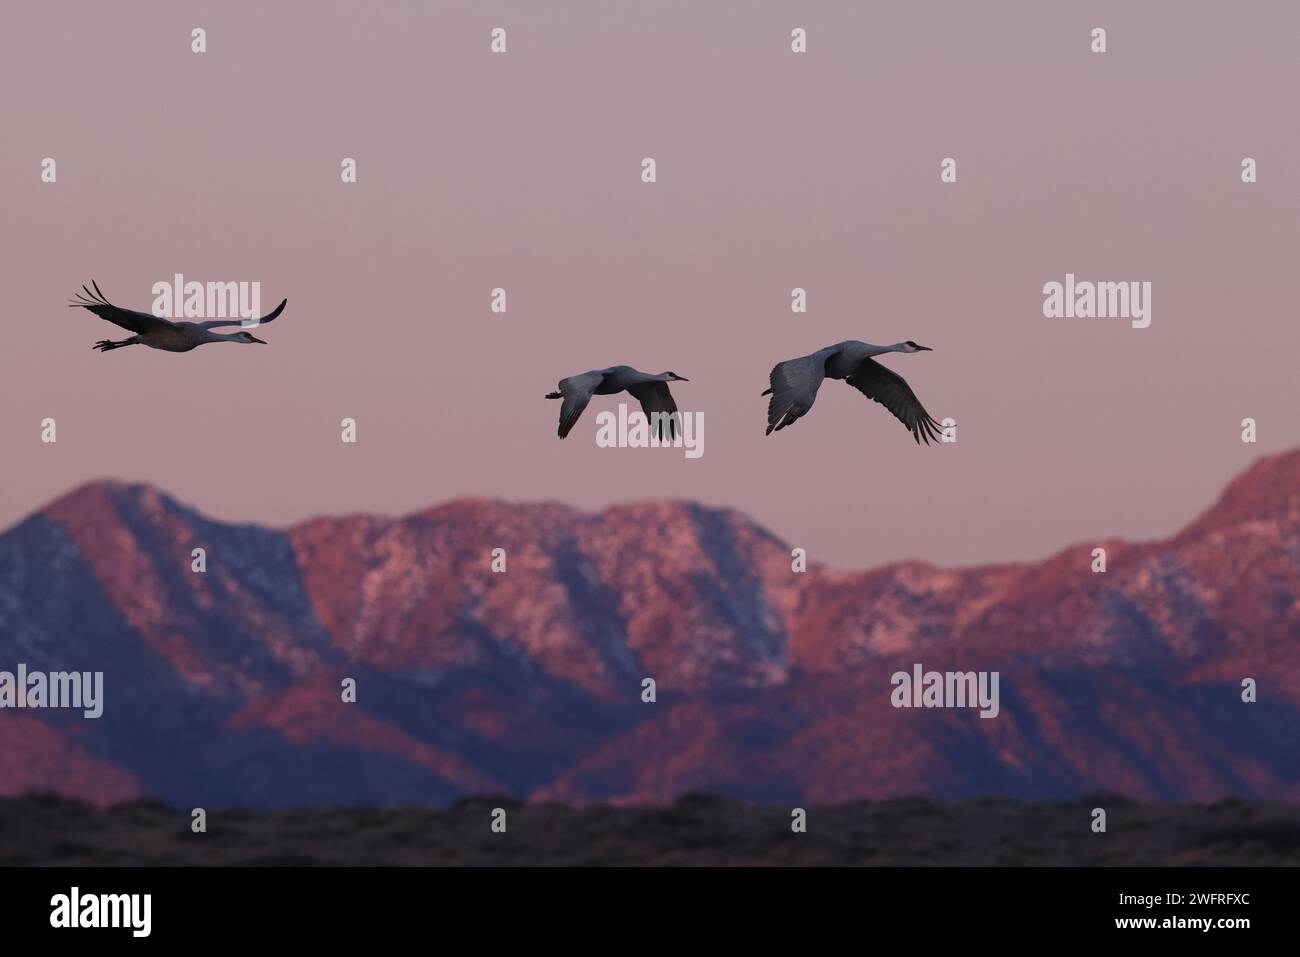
left=2, top=1, right=1297, bottom=569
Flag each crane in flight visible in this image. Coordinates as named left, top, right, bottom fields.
left=763, top=340, right=944, bottom=444
left=546, top=365, right=689, bottom=439
left=69, top=281, right=287, bottom=353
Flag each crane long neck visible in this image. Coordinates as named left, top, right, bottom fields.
left=860, top=342, right=906, bottom=356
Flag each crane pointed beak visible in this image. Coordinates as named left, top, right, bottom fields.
left=249, top=335, right=267, bottom=344
left=917, top=345, right=933, bottom=351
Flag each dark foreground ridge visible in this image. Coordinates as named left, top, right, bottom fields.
left=3, top=793, right=1297, bottom=866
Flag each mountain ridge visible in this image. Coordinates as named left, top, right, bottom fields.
left=1, top=450, right=1296, bottom=807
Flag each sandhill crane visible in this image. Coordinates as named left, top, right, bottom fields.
left=763, top=340, right=943, bottom=443
left=69, top=281, right=287, bottom=353
left=546, top=366, right=689, bottom=439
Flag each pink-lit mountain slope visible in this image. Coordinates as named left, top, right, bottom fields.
left=1, top=450, right=1296, bottom=807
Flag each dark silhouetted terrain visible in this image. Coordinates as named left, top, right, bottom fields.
left=2, top=794, right=1297, bottom=866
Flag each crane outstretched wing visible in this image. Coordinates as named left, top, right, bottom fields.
left=196, top=298, right=288, bottom=330
left=627, top=381, right=681, bottom=440
left=68, top=281, right=176, bottom=335
left=763, top=347, right=835, bottom=434
left=844, top=357, right=943, bottom=444
left=555, top=371, right=606, bottom=439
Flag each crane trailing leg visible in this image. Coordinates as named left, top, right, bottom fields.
left=93, top=337, right=139, bottom=352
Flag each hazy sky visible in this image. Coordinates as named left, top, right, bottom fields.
left=3, top=1, right=1297, bottom=569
